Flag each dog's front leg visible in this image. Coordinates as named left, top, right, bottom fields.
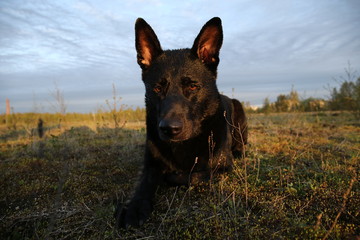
left=116, top=157, right=161, bottom=228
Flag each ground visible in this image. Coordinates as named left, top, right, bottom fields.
left=0, top=112, right=359, bottom=239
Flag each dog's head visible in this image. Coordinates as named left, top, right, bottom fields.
left=135, top=18, right=223, bottom=142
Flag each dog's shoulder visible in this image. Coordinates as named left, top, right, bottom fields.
left=219, top=94, right=235, bottom=116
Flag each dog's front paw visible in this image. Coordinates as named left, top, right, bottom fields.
left=115, top=199, right=153, bottom=229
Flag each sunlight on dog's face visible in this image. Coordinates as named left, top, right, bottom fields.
left=143, top=50, right=220, bottom=142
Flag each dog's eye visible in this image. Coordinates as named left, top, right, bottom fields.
left=189, top=84, right=198, bottom=91
left=153, top=86, right=162, bottom=93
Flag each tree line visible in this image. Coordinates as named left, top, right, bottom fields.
left=248, top=64, right=359, bottom=115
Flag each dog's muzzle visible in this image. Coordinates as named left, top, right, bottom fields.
left=158, top=118, right=183, bottom=139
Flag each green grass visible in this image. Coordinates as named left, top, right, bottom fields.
left=0, top=112, right=359, bottom=239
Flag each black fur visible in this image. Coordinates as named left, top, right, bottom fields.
left=115, top=17, right=248, bottom=228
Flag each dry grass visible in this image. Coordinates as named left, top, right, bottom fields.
left=0, top=112, right=359, bottom=239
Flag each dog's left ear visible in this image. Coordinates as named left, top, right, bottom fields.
left=191, top=17, right=223, bottom=69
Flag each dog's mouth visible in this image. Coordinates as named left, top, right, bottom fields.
left=158, top=129, right=190, bottom=142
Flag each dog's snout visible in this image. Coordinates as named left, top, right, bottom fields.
left=159, top=119, right=183, bottom=137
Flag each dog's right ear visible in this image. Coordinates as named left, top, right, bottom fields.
left=135, top=18, right=163, bottom=70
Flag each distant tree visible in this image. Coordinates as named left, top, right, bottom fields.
left=242, top=101, right=258, bottom=113
left=273, top=88, right=300, bottom=112
left=105, top=83, right=126, bottom=128
left=328, top=62, right=359, bottom=115
left=288, top=88, right=300, bottom=111
left=262, top=97, right=273, bottom=114
left=260, top=87, right=330, bottom=113
left=300, top=97, right=326, bottom=112
left=275, top=94, right=288, bottom=112
left=49, top=82, right=67, bottom=115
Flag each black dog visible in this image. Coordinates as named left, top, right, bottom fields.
left=116, top=17, right=248, bottom=228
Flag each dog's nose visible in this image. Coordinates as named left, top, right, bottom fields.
left=159, top=119, right=183, bottom=137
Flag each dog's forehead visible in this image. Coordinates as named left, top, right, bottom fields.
left=147, top=49, right=212, bottom=80
left=159, top=49, right=192, bottom=67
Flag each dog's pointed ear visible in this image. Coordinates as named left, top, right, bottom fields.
left=191, top=17, right=223, bottom=69
left=135, top=18, right=163, bottom=69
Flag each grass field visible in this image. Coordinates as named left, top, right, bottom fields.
left=0, top=111, right=359, bottom=239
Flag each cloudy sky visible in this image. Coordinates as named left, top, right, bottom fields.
left=1, top=0, right=359, bottom=113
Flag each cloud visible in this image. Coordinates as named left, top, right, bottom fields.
left=0, top=0, right=135, bottom=74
